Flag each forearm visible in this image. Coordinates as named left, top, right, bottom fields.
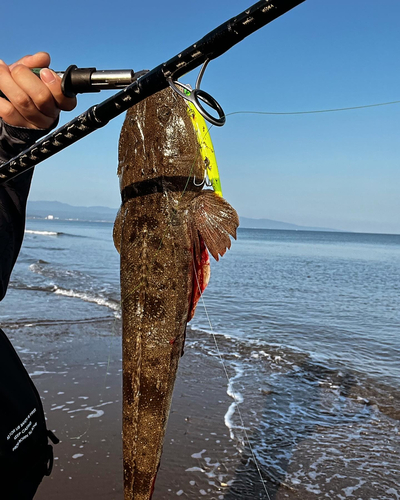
left=0, top=119, right=51, bottom=300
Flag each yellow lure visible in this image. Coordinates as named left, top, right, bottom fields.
left=186, top=100, right=223, bottom=197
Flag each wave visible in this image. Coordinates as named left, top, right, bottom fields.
left=188, top=326, right=400, bottom=422
left=25, top=229, right=89, bottom=239
left=224, top=364, right=246, bottom=440
left=53, top=287, right=121, bottom=316
left=184, top=329, right=400, bottom=498
left=29, top=261, right=88, bottom=281
left=2, top=316, right=116, bottom=329
left=9, top=273, right=121, bottom=319
left=65, top=218, right=114, bottom=224
left=25, top=229, right=60, bottom=236
left=9, top=283, right=56, bottom=293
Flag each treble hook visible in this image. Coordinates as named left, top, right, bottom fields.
left=167, top=59, right=226, bottom=127
left=193, top=173, right=207, bottom=187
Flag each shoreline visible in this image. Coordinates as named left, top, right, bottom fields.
left=8, top=318, right=400, bottom=499
left=12, top=321, right=268, bottom=499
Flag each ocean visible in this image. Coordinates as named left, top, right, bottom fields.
left=1, top=219, right=399, bottom=499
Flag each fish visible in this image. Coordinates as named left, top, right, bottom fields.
left=113, top=86, right=239, bottom=499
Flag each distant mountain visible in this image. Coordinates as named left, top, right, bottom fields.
left=27, top=201, right=118, bottom=222
left=27, top=201, right=335, bottom=231
left=239, top=217, right=336, bottom=232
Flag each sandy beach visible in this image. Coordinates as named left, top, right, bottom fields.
left=7, top=309, right=400, bottom=500
left=10, top=319, right=271, bottom=500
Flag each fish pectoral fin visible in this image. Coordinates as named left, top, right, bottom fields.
left=191, top=190, right=239, bottom=261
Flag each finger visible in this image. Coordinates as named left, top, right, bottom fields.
left=11, top=64, right=58, bottom=119
left=0, top=62, right=54, bottom=129
left=40, top=69, right=77, bottom=112
left=9, top=51, right=50, bottom=71
left=0, top=96, right=27, bottom=128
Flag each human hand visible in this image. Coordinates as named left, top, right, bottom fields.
left=0, top=52, right=77, bottom=129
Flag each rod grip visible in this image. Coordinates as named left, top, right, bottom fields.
left=61, top=65, right=99, bottom=97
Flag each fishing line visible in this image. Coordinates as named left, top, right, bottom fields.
left=105, top=92, right=400, bottom=493
left=185, top=120, right=274, bottom=495
left=225, top=99, right=400, bottom=117
left=192, top=261, right=272, bottom=500
left=116, top=108, right=271, bottom=494
left=186, top=96, right=400, bottom=497
left=117, top=92, right=399, bottom=489
left=65, top=93, right=400, bottom=299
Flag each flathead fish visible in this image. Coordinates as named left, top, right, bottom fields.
left=113, top=87, right=239, bottom=499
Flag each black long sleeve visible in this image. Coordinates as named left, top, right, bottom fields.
left=0, top=120, right=51, bottom=300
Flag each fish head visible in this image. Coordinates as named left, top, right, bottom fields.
left=117, top=87, right=205, bottom=194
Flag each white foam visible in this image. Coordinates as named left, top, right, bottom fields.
left=342, top=479, right=366, bottom=497
left=185, top=467, right=205, bottom=473
left=25, top=230, right=58, bottom=236
left=15, top=347, right=38, bottom=355
left=67, top=401, right=113, bottom=419
left=53, top=287, right=121, bottom=314
left=224, top=365, right=245, bottom=439
left=29, top=370, right=67, bottom=377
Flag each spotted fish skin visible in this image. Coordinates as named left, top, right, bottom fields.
left=113, top=87, right=239, bottom=499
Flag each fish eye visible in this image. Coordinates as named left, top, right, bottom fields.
left=157, top=105, right=171, bottom=124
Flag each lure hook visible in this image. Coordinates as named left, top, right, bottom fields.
left=204, top=176, right=213, bottom=188
left=192, top=172, right=207, bottom=187
left=167, top=60, right=226, bottom=127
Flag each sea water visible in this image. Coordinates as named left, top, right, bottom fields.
left=191, top=229, right=400, bottom=499
left=1, top=219, right=399, bottom=499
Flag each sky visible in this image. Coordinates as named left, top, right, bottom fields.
left=2, top=0, right=400, bottom=234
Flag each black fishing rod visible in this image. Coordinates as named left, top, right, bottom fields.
left=0, top=0, right=305, bottom=185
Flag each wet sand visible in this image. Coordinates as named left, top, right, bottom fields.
left=10, top=320, right=397, bottom=500
left=11, top=320, right=269, bottom=500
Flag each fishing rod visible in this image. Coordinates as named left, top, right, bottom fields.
left=0, top=67, right=149, bottom=99
left=0, top=0, right=305, bottom=185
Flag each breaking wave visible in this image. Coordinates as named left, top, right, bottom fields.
left=25, top=229, right=60, bottom=236
left=53, top=286, right=121, bottom=316
left=25, top=229, right=87, bottom=238
left=12, top=259, right=121, bottom=319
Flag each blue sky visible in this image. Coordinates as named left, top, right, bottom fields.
left=3, top=0, right=400, bottom=233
